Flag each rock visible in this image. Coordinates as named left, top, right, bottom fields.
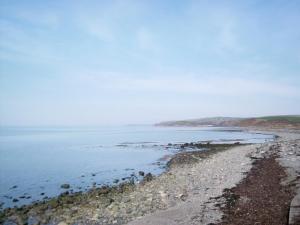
left=98, top=186, right=110, bottom=195
left=61, top=191, right=69, bottom=196
left=57, top=222, right=68, bottom=225
left=12, top=198, right=19, bottom=202
left=126, top=208, right=133, bottom=214
left=119, top=183, right=134, bottom=193
left=129, top=177, right=135, bottom=185
left=122, top=197, right=131, bottom=203
left=60, top=184, right=70, bottom=189
left=62, top=196, right=74, bottom=204
left=40, top=193, right=45, bottom=196
left=102, top=198, right=114, bottom=207
left=177, top=193, right=188, bottom=201
left=92, top=173, right=96, bottom=176
left=4, top=215, right=23, bottom=225
left=49, top=199, right=59, bottom=208
left=143, top=173, right=153, bottom=183
left=113, top=179, right=119, bottom=184
left=138, top=171, right=145, bottom=176
left=27, top=215, right=41, bottom=225
left=70, top=207, right=78, bottom=215
left=11, top=185, right=18, bottom=189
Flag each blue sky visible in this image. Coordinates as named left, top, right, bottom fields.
left=0, top=0, right=300, bottom=126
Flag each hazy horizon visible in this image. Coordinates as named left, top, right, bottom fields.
left=1, top=0, right=300, bottom=126
left=1, top=115, right=300, bottom=127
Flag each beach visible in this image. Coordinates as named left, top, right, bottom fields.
left=1, top=129, right=299, bottom=225
left=0, top=126, right=270, bottom=209
left=128, top=130, right=300, bottom=225
left=2, top=0, right=299, bottom=224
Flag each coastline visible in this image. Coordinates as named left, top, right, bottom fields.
left=1, top=129, right=299, bottom=225
left=0, top=125, right=269, bottom=210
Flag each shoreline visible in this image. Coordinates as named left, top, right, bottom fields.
left=0, top=126, right=271, bottom=210
left=1, top=129, right=299, bottom=225
left=0, top=143, right=244, bottom=225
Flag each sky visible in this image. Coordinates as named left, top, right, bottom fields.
left=0, top=0, right=300, bottom=126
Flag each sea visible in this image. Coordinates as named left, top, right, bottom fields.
left=0, top=125, right=273, bottom=208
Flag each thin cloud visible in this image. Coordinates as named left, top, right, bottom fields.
left=71, top=72, right=300, bottom=98
left=0, top=1, right=299, bottom=125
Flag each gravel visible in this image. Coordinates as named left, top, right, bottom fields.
left=2, top=131, right=299, bottom=225
left=127, top=131, right=300, bottom=225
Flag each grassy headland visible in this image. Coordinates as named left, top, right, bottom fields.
left=156, top=115, right=300, bottom=129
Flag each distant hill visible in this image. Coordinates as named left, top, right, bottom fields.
left=155, top=115, right=300, bottom=129
left=258, top=115, right=300, bottom=123
left=155, top=117, right=242, bottom=127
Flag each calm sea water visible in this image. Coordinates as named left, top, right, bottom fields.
left=0, top=126, right=273, bottom=208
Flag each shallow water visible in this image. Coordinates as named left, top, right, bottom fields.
left=0, top=125, right=273, bottom=208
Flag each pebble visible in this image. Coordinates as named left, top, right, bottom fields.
left=61, top=184, right=70, bottom=189
left=57, top=222, right=68, bottom=225
left=138, top=171, right=145, bottom=176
